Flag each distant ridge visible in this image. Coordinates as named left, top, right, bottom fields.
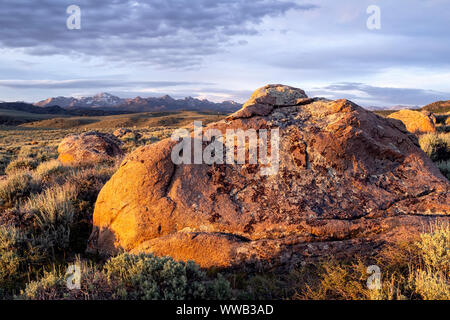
left=0, top=102, right=69, bottom=115
left=421, top=100, right=450, bottom=114
left=0, top=102, right=136, bottom=116
left=35, top=92, right=242, bottom=113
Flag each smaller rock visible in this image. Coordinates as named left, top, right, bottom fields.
left=245, top=84, right=308, bottom=106
left=58, top=131, right=123, bottom=164
left=114, top=128, right=142, bottom=141
left=113, top=128, right=132, bottom=138
left=387, top=109, right=437, bottom=134
left=228, top=84, right=309, bottom=120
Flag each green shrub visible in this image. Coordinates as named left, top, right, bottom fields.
left=238, top=273, right=291, bottom=300
left=0, top=226, right=21, bottom=287
left=436, top=160, right=450, bottom=180
left=21, top=254, right=231, bottom=300
left=104, top=253, right=232, bottom=300
left=419, top=133, right=450, bottom=162
left=121, top=131, right=140, bottom=142
left=21, top=270, right=65, bottom=300
left=0, top=172, right=40, bottom=208
left=64, top=166, right=116, bottom=252
left=26, top=185, right=76, bottom=251
left=34, top=160, right=68, bottom=182
left=0, top=152, right=12, bottom=175
left=294, top=222, right=449, bottom=300
left=0, top=226, right=44, bottom=297
left=5, top=158, right=37, bottom=175
left=407, top=222, right=449, bottom=300
left=408, top=268, right=449, bottom=300
left=417, top=222, right=449, bottom=272
left=18, top=145, right=57, bottom=162
left=299, top=259, right=373, bottom=300
left=20, top=257, right=115, bottom=300
left=21, top=261, right=119, bottom=300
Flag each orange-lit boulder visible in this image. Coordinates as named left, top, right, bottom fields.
left=58, top=131, right=123, bottom=164
left=387, top=109, right=437, bottom=134
left=88, top=85, right=449, bottom=268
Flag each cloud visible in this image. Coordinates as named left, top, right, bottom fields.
left=1, top=0, right=450, bottom=106
left=0, top=79, right=212, bottom=89
left=0, top=0, right=316, bottom=68
left=309, top=82, right=450, bottom=107
left=256, top=0, right=450, bottom=77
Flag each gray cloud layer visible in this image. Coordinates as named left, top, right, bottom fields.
left=262, top=0, right=450, bottom=76
left=0, top=79, right=211, bottom=89
left=310, top=83, right=450, bottom=107
left=0, top=0, right=315, bottom=68
left=1, top=0, right=449, bottom=106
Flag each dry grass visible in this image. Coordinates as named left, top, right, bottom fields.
left=293, top=222, right=449, bottom=300
left=409, top=268, right=449, bottom=300
left=34, top=160, right=68, bottom=182
left=0, top=111, right=448, bottom=300
left=21, top=111, right=225, bottom=130
left=5, top=157, right=37, bottom=175
left=418, top=132, right=450, bottom=179
left=0, top=111, right=231, bottom=299
left=419, top=132, right=450, bottom=160
left=25, top=185, right=76, bottom=251
left=0, top=172, right=40, bottom=209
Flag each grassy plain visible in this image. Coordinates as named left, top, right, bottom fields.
left=0, top=110, right=448, bottom=300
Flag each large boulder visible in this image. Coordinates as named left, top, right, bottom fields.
left=387, top=109, right=437, bottom=134
left=88, top=85, right=449, bottom=269
left=58, top=131, right=123, bottom=164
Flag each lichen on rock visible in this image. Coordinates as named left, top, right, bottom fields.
left=58, top=131, right=123, bottom=165
left=87, top=85, right=449, bottom=269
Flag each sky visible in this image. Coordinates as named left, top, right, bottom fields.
left=0, top=0, right=449, bottom=107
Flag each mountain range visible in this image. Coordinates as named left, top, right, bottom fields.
left=35, top=93, right=241, bottom=113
